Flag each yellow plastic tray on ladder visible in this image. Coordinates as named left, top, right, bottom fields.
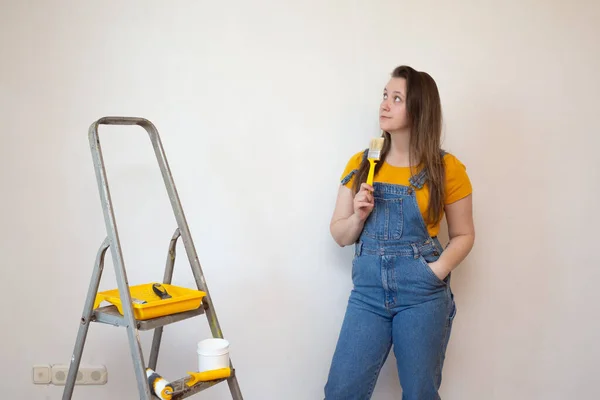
left=93, top=283, right=206, bottom=320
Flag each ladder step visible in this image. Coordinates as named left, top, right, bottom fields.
left=93, top=305, right=205, bottom=331
left=163, top=370, right=235, bottom=400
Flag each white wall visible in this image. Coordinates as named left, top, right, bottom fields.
left=1, top=0, right=599, bottom=399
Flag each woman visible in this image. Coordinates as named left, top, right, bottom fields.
left=325, top=65, right=475, bottom=400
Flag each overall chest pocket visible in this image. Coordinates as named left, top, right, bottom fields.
left=363, top=197, right=404, bottom=240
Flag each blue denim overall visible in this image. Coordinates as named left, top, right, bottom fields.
left=325, top=150, right=456, bottom=400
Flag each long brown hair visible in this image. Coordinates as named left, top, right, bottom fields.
left=352, top=65, right=446, bottom=226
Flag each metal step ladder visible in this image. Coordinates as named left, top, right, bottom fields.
left=62, top=117, right=243, bottom=400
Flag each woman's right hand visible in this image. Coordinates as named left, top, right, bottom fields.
left=353, top=183, right=375, bottom=222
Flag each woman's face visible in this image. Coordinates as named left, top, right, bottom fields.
left=379, top=77, right=410, bottom=133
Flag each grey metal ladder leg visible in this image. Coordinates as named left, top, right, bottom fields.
left=148, top=228, right=181, bottom=371
left=63, top=117, right=243, bottom=400
left=63, top=238, right=114, bottom=399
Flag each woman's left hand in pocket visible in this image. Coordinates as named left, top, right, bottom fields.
left=428, top=260, right=450, bottom=281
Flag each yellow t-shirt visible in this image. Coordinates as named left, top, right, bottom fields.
left=340, top=151, right=472, bottom=237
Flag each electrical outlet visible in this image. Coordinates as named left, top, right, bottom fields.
left=50, top=364, right=107, bottom=385
left=32, top=365, right=51, bottom=384
left=50, top=364, right=70, bottom=385
left=82, top=365, right=108, bottom=385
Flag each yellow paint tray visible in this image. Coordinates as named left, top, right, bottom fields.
left=94, top=283, right=206, bottom=320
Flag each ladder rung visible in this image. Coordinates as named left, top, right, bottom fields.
left=93, top=305, right=205, bottom=331
left=165, top=370, right=235, bottom=400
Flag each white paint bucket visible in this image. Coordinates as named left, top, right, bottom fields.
left=197, top=338, right=230, bottom=372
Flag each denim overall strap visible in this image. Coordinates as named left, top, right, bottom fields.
left=408, top=149, right=447, bottom=189
left=340, top=149, right=368, bottom=186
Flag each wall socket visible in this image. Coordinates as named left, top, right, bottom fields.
left=32, top=364, right=107, bottom=385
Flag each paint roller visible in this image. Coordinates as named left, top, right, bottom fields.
left=146, top=368, right=173, bottom=400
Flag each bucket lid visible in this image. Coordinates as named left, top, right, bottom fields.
left=197, top=338, right=230, bottom=356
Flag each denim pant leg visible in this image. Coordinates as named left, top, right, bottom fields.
left=392, top=259, right=456, bottom=400
left=325, top=253, right=393, bottom=399
left=324, top=292, right=392, bottom=400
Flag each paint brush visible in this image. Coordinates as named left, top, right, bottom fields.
left=366, top=137, right=384, bottom=187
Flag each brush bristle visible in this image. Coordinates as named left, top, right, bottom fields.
left=368, top=137, right=385, bottom=159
